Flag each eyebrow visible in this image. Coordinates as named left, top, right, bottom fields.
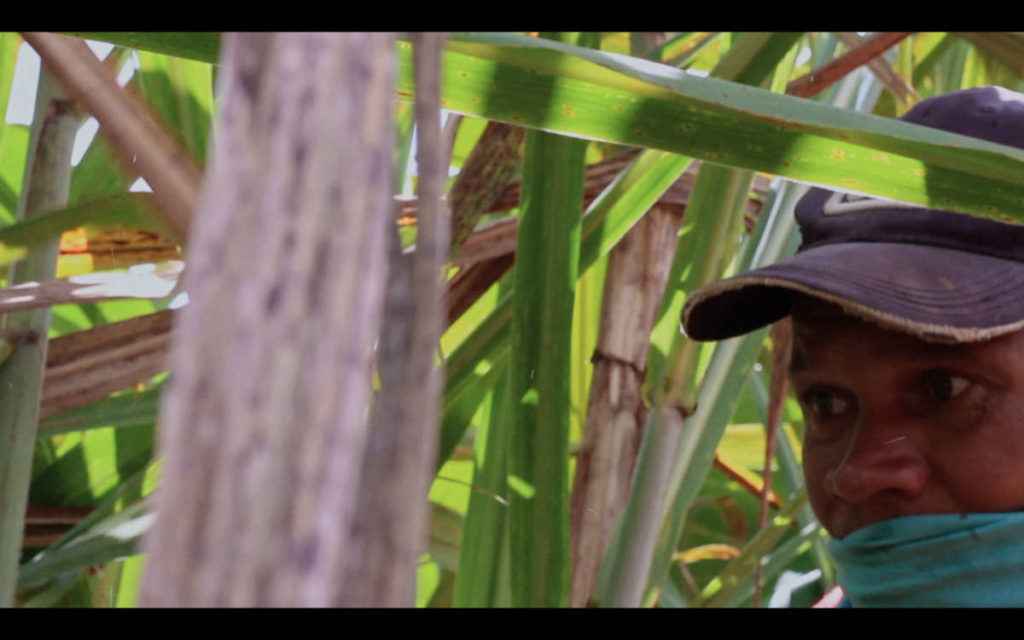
left=788, top=328, right=977, bottom=377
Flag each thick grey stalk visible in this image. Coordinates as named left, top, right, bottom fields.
left=138, top=33, right=395, bottom=607
left=338, top=32, right=449, bottom=607
left=0, top=71, right=76, bottom=607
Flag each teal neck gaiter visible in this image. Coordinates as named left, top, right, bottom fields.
left=828, top=512, right=1024, bottom=607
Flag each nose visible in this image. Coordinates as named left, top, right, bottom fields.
left=825, top=424, right=929, bottom=504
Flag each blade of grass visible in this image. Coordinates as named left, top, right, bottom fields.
left=113, top=555, right=145, bottom=607
left=439, top=295, right=512, bottom=468
left=64, top=48, right=138, bottom=209
left=394, top=32, right=1024, bottom=223
left=748, top=366, right=834, bottom=589
left=730, top=520, right=822, bottom=607
left=0, top=34, right=25, bottom=223
left=29, top=418, right=155, bottom=510
left=644, top=164, right=756, bottom=408
left=648, top=33, right=718, bottom=67
left=506, top=31, right=593, bottom=607
left=38, top=385, right=162, bottom=436
left=17, top=499, right=151, bottom=591
left=692, top=489, right=809, bottom=607
left=67, top=132, right=134, bottom=206
left=80, top=31, right=1024, bottom=221
left=135, top=49, right=214, bottom=165
left=965, top=39, right=1022, bottom=90
left=21, top=457, right=160, bottom=605
left=0, top=33, right=21, bottom=125
left=394, top=100, right=415, bottom=193
left=956, top=32, right=1024, bottom=77
left=711, top=32, right=802, bottom=87
left=934, top=38, right=970, bottom=96
left=63, top=33, right=221, bottom=65
left=452, top=369, right=510, bottom=606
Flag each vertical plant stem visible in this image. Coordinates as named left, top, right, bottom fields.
left=507, top=129, right=584, bottom=607
left=753, top=317, right=791, bottom=608
left=438, top=146, right=695, bottom=473
left=597, top=405, right=685, bottom=607
left=138, top=33, right=395, bottom=607
left=507, top=31, right=596, bottom=607
left=594, top=33, right=803, bottom=608
left=442, top=112, right=463, bottom=168
left=339, top=31, right=449, bottom=606
left=595, top=163, right=754, bottom=607
left=659, top=165, right=756, bottom=409
left=0, top=70, right=77, bottom=606
left=568, top=204, right=681, bottom=607
left=568, top=32, right=682, bottom=608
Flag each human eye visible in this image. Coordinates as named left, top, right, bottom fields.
left=799, top=387, right=854, bottom=442
left=919, top=369, right=971, bottom=403
left=801, top=388, right=851, bottom=421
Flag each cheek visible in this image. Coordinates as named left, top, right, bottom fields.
left=940, top=453, right=1024, bottom=512
left=931, top=403, right=1024, bottom=512
left=801, top=443, right=838, bottom=517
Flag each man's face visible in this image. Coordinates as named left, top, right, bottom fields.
left=789, top=305, right=1024, bottom=539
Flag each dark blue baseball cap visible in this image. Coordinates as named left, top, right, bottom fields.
left=682, top=86, right=1024, bottom=344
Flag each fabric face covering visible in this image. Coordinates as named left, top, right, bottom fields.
left=827, top=512, right=1024, bottom=607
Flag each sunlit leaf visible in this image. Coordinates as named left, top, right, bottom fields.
left=395, top=32, right=1024, bottom=223
left=65, top=33, right=221, bottom=64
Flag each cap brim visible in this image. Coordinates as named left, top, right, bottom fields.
left=683, top=242, right=1024, bottom=343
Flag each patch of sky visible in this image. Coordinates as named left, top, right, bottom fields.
left=795, top=46, right=811, bottom=69
left=402, top=111, right=464, bottom=194
left=130, top=177, right=152, bottom=193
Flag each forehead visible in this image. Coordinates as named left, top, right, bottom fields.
left=788, top=297, right=1024, bottom=373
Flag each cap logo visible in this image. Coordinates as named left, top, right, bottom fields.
left=822, top=191, right=928, bottom=216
